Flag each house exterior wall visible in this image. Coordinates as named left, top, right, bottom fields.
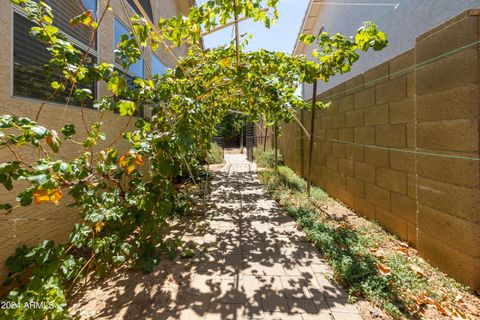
left=0, top=0, right=192, bottom=280
left=303, top=0, right=480, bottom=100
left=278, top=10, right=480, bottom=289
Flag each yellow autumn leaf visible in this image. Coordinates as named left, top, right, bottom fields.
left=118, top=153, right=128, bottom=167
left=133, top=153, right=144, bottom=166
left=95, top=221, right=105, bottom=233
left=119, top=152, right=144, bottom=174
left=127, top=163, right=136, bottom=174
left=33, top=188, right=63, bottom=205
left=220, top=58, right=230, bottom=67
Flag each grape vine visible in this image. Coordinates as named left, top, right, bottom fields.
left=0, top=0, right=387, bottom=318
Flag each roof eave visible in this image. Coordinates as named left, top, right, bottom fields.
left=292, top=0, right=323, bottom=56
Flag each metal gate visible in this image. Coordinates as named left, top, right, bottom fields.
left=245, top=123, right=255, bottom=161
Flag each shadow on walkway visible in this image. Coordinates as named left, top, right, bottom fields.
left=69, top=154, right=362, bottom=320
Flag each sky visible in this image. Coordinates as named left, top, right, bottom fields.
left=199, top=0, right=310, bottom=53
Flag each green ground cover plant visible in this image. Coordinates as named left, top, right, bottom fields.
left=256, top=150, right=476, bottom=319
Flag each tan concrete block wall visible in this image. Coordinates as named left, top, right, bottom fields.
left=278, top=9, right=480, bottom=289
left=415, top=9, right=480, bottom=289
left=277, top=114, right=304, bottom=176
left=0, top=0, right=189, bottom=280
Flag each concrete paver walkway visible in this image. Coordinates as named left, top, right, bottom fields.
left=70, top=153, right=362, bottom=320
left=196, top=153, right=362, bottom=320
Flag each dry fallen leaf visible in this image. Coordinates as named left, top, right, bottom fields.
left=454, top=294, right=464, bottom=303
left=434, top=302, right=450, bottom=316
left=412, top=294, right=436, bottom=307
left=425, top=296, right=435, bottom=304
left=410, top=264, right=426, bottom=278
left=395, top=246, right=409, bottom=256
left=438, top=288, right=449, bottom=300
left=406, top=304, right=416, bottom=312
left=450, top=305, right=469, bottom=319
left=377, top=263, right=391, bottom=275
left=399, top=241, right=409, bottom=248
left=336, top=223, right=354, bottom=231
left=371, top=248, right=385, bottom=259
left=412, top=295, right=422, bottom=305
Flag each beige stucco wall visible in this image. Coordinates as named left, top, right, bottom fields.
left=276, top=10, right=480, bottom=289
left=0, top=0, right=191, bottom=280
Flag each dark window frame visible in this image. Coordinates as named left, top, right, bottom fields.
left=36, top=0, right=98, bottom=49
left=126, top=0, right=154, bottom=22
left=11, top=5, right=99, bottom=107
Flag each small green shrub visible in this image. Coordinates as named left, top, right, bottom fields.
left=253, top=148, right=283, bottom=168
left=260, top=165, right=328, bottom=203
left=206, top=143, right=224, bottom=164
left=276, top=166, right=306, bottom=192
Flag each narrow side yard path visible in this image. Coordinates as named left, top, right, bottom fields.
left=70, top=153, right=362, bottom=320
left=202, top=153, right=362, bottom=320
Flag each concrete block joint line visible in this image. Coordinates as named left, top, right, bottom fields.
left=287, top=133, right=480, bottom=161
left=314, top=136, right=480, bottom=161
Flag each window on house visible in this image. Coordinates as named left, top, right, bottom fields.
left=40, top=0, right=97, bottom=49
left=81, top=0, right=97, bottom=18
left=12, top=8, right=96, bottom=106
left=113, top=68, right=144, bottom=117
left=117, top=69, right=137, bottom=90
left=115, top=18, right=145, bottom=79
left=126, top=0, right=154, bottom=22
left=152, top=54, right=167, bottom=76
